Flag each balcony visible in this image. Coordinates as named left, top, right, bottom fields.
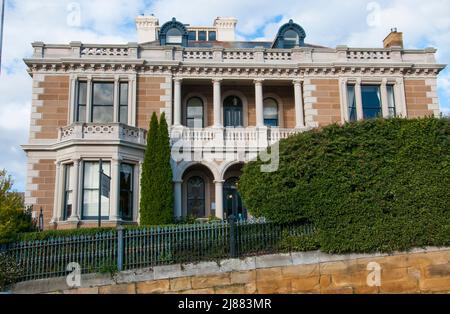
left=170, top=127, right=304, bottom=149
left=58, top=123, right=147, bottom=145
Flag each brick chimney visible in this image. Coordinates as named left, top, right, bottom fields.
left=136, top=15, right=159, bottom=43
left=383, top=28, right=403, bottom=49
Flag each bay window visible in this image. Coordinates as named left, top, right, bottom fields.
left=92, top=82, right=114, bottom=123
left=361, top=85, right=382, bottom=119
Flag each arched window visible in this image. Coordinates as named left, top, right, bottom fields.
left=186, top=97, right=204, bottom=128
left=263, top=97, right=279, bottom=127
left=167, top=28, right=182, bottom=44
left=223, top=96, right=243, bottom=127
left=187, top=176, right=205, bottom=218
left=284, top=30, right=299, bottom=48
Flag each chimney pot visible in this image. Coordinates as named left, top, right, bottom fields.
left=383, top=28, right=403, bottom=49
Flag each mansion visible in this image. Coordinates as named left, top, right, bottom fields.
left=22, top=16, right=445, bottom=229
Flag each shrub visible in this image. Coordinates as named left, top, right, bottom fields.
left=0, top=253, right=24, bottom=291
left=0, top=170, right=36, bottom=244
left=239, top=118, right=450, bottom=253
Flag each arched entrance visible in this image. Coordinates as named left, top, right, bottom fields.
left=222, top=163, right=247, bottom=221
left=223, top=95, right=243, bottom=127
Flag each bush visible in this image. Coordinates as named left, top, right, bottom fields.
left=0, top=253, right=24, bottom=291
left=16, top=227, right=116, bottom=242
left=0, top=170, right=36, bottom=244
left=239, top=118, right=450, bottom=253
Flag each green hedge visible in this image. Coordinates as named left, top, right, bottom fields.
left=239, top=117, right=450, bottom=254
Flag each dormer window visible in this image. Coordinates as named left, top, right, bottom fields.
left=167, top=28, right=183, bottom=44
left=272, top=19, right=306, bottom=49
left=159, top=18, right=189, bottom=46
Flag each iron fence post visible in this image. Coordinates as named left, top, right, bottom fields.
left=229, top=217, right=237, bottom=258
left=117, top=226, right=124, bottom=271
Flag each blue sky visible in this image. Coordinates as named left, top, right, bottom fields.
left=0, top=0, right=449, bottom=192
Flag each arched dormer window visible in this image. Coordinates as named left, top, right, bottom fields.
left=159, top=18, right=189, bottom=46
left=272, top=19, right=306, bottom=49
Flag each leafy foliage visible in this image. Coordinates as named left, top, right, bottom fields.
left=0, top=170, right=36, bottom=244
left=139, top=113, right=174, bottom=225
left=239, top=118, right=450, bottom=253
left=0, top=253, right=24, bottom=291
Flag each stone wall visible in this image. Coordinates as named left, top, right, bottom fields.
left=405, top=79, right=439, bottom=118
left=12, top=247, right=450, bottom=294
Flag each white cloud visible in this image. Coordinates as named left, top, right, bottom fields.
left=0, top=0, right=449, bottom=191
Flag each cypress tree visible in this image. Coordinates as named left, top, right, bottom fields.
left=139, top=112, right=159, bottom=225
left=157, top=113, right=174, bottom=224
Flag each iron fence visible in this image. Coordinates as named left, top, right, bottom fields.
left=4, top=220, right=313, bottom=282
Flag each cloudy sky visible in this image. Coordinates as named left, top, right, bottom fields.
left=0, top=0, right=449, bottom=191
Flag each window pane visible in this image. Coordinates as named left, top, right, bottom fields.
left=167, top=28, right=182, bottom=43
left=92, top=106, right=113, bottom=123
left=387, top=85, right=396, bottom=117
left=198, top=31, right=206, bottom=41
left=186, top=97, right=203, bottom=128
left=187, top=176, right=205, bottom=217
left=63, top=164, right=74, bottom=220
left=188, top=31, right=196, bottom=41
left=347, top=85, right=357, bottom=122
left=119, top=106, right=128, bottom=124
left=120, top=164, right=133, bottom=221
left=284, top=30, right=299, bottom=48
left=82, top=161, right=110, bottom=219
left=77, top=105, right=86, bottom=123
left=78, top=82, right=87, bottom=105
left=93, top=83, right=114, bottom=106
left=120, top=83, right=128, bottom=105
left=208, top=31, right=216, bottom=41
left=263, top=98, right=278, bottom=119
left=361, top=85, right=382, bottom=119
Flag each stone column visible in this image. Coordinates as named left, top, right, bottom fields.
left=293, top=79, right=305, bottom=128
left=86, top=75, right=93, bottom=122
left=214, top=180, right=224, bottom=220
left=113, top=75, right=120, bottom=123
left=380, top=79, right=389, bottom=118
left=255, top=79, right=264, bottom=128
left=213, top=79, right=223, bottom=127
left=51, top=161, right=62, bottom=223
left=110, top=159, right=121, bottom=222
left=69, top=74, right=77, bottom=123
left=355, top=79, right=364, bottom=120
left=68, top=159, right=80, bottom=221
left=173, top=78, right=182, bottom=126
left=174, top=181, right=183, bottom=219
left=396, top=77, right=407, bottom=117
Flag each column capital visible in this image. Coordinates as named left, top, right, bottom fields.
left=173, top=180, right=183, bottom=184
left=213, top=180, right=225, bottom=184
left=174, top=77, right=183, bottom=83
left=212, top=78, right=223, bottom=84
left=292, top=79, right=303, bottom=85
left=381, top=78, right=388, bottom=85
left=253, top=78, right=264, bottom=85
left=355, top=77, right=362, bottom=85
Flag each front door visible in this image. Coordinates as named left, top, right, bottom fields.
left=224, top=177, right=247, bottom=221
left=223, top=96, right=243, bottom=127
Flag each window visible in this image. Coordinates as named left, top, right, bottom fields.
left=188, top=31, right=197, bottom=41
left=198, top=31, right=207, bottom=41
left=166, top=28, right=182, bottom=44
left=263, top=98, right=279, bottom=127
left=82, top=161, right=110, bottom=220
left=208, top=31, right=216, bottom=41
left=187, top=176, right=205, bottom=218
left=224, top=96, right=243, bottom=127
left=76, top=82, right=87, bottom=122
left=119, top=82, right=129, bottom=124
left=92, top=82, right=114, bottom=123
left=387, top=85, right=396, bottom=117
left=361, top=85, right=382, bottom=119
left=186, top=97, right=204, bottom=128
left=284, top=30, right=299, bottom=48
left=62, top=164, right=74, bottom=220
left=347, top=85, right=357, bottom=122
left=119, top=164, right=134, bottom=221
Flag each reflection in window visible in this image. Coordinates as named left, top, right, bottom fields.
left=119, top=83, right=129, bottom=124
left=77, top=82, right=87, bottom=122
left=188, top=31, right=196, bottom=41
left=224, top=96, right=243, bottom=127
left=263, top=98, right=279, bottom=127
left=167, top=28, right=182, bottom=44
left=187, top=176, right=205, bottom=218
left=92, top=83, right=114, bottom=123
left=208, top=31, right=216, bottom=41
left=82, top=161, right=110, bottom=220
left=361, top=85, right=382, bottom=119
left=347, top=85, right=357, bottom=122
left=63, top=164, right=74, bottom=220
left=198, top=31, right=207, bottom=41
left=387, top=85, right=396, bottom=117
left=186, top=97, right=204, bottom=128
left=120, top=163, right=133, bottom=221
